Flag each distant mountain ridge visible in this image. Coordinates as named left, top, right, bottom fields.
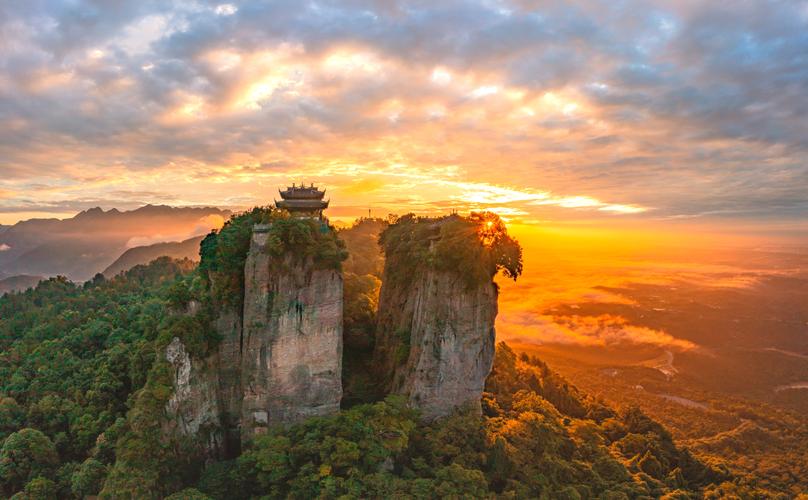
left=102, top=235, right=205, bottom=278
left=0, top=205, right=230, bottom=281
left=0, top=274, right=43, bottom=295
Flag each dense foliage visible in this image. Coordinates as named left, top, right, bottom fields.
left=539, top=345, right=808, bottom=497
left=338, top=217, right=388, bottom=278
left=151, top=343, right=742, bottom=499
left=0, top=258, right=194, bottom=498
left=338, top=218, right=387, bottom=406
left=199, top=207, right=346, bottom=307
left=0, top=209, right=779, bottom=498
left=380, top=212, right=523, bottom=289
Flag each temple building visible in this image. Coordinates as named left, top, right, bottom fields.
left=275, top=183, right=329, bottom=219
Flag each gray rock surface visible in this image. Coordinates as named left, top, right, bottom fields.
left=375, top=268, right=498, bottom=420
left=165, top=223, right=343, bottom=453
left=164, top=337, right=224, bottom=453
left=240, top=229, right=343, bottom=441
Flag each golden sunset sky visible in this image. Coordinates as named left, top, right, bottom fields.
left=1, top=0, right=807, bottom=237
left=1, top=0, right=807, bottom=357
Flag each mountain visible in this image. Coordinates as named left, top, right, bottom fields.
left=0, top=205, right=230, bottom=282
left=152, top=210, right=348, bottom=460
left=0, top=208, right=782, bottom=498
left=0, top=240, right=725, bottom=498
left=0, top=274, right=43, bottom=295
left=372, top=214, right=518, bottom=419
left=102, top=235, right=205, bottom=278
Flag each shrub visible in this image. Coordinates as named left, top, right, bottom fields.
left=200, top=208, right=346, bottom=307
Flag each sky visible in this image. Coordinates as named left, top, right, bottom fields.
left=494, top=222, right=808, bottom=351
left=1, top=0, right=807, bottom=231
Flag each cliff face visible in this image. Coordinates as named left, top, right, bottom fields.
left=375, top=267, right=499, bottom=420
left=164, top=336, right=225, bottom=453
left=163, top=211, right=514, bottom=451
left=240, top=226, right=343, bottom=440
left=165, top=223, right=343, bottom=452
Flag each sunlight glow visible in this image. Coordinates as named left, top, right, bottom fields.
left=205, top=50, right=242, bottom=72
left=239, top=79, right=282, bottom=109
left=469, top=85, right=500, bottom=98
left=324, top=50, right=385, bottom=75
left=599, top=204, right=647, bottom=214
left=431, top=67, right=452, bottom=85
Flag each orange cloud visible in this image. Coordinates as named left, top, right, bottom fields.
left=500, top=313, right=696, bottom=351
left=490, top=223, right=792, bottom=352
left=1, top=0, right=805, bottom=231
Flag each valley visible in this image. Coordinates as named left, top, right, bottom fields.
left=495, top=226, right=808, bottom=495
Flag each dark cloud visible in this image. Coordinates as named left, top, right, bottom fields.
left=0, top=0, right=805, bottom=222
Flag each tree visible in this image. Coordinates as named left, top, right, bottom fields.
left=165, top=488, right=214, bottom=500
left=433, top=463, right=489, bottom=497
left=10, top=476, right=58, bottom=500
left=71, top=458, right=107, bottom=497
left=0, top=397, right=24, bottom=441
left=0, top=429, right=58, bottom=495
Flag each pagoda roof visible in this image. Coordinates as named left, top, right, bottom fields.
left=279, top=184, right=326, bottom=200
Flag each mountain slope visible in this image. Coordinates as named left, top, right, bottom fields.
left=102, top=235, right=204, bottom=278
left=0, top=205, right=229, bottom=281
left=0, top=275, right=43, bottom=295
left=0, top=257, right=730, bottom=498
left=0, top=208, right=776, bottom=498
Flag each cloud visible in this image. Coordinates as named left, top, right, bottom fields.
left=125, top=214, right=226, bottom=247
left=491, top=222, right=802, bottom=351
left=503, top=313, right=696, bottom=351
left=0, top=0, right=805, bottom=223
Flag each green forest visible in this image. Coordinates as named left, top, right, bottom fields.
left=0, top=212, right=796, bottom=498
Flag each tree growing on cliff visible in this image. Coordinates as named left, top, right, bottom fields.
left=379, top=212, right=522, bottom=290
left=199, top=207, right=346, bottom=307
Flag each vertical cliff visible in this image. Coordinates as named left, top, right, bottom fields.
left=164, top=211, right=346, bottom=452
left=240, top=225, right=343, bottom=441
left=373, top=213, right=521, bottom=420
left=375, top=268, right=498, bottom=419
left=164, top=336, right=224, bottom=452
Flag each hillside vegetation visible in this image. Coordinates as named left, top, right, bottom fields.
left=0, top=209, right=784, bottom=498
left=380, top=212, right=522, bottom=289
left=102, top=236, right=205, bottom=278
left=0, top=258, right=195, bottom=498
left=339, top=218, right=387, bottom=406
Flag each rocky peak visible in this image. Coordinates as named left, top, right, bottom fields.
left=372, top=213, right=520, bottom=420
left=375, top=267, right=498, bottom=419
left=239, top=225, right=343, bottom=441
left=165, top=212, right=346, bottom=453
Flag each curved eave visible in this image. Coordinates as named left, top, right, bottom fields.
left=275, top=199, right=329, bottom=209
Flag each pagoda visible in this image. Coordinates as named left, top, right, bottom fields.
left=275, top=183, right=329, bottom=219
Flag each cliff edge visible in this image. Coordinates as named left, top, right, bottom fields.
left=164, top=209, right=347, bottom=453
left=373, top=213, right=521, bottom=419
left=241, top=224, right=343, bottom=439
